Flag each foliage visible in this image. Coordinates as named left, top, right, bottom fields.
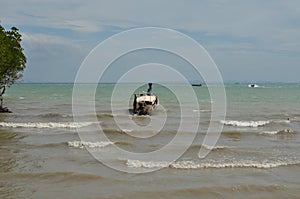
left=0, top=24, right=26, bottom=87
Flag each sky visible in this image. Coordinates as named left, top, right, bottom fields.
left=1, top=0, right=300, bottom=83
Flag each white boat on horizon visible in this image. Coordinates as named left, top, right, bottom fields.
left=248, top=84, right=260, bottom=88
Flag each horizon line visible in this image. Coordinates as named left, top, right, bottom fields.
left=15, top=81, right=300, bottom=84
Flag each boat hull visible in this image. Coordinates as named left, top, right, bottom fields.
left=133, top=94, right=159, bottom=115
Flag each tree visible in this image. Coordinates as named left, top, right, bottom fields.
left=0, top=23, right=26, bottom=112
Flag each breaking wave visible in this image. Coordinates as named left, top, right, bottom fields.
left=221, top=120, right=271, bottom=127
left=121, top=129, right=133, bottom=133
left=221, top=119, right=291, bottom=128
left=67, top=141, right=114, bottom=149
left=0, top=122, right=94, bottom=129
left=126, top=159, right=300, bottom=169
left=259, top=129, right=294, bottom=135
left=200, top=144, right=235, bottom=150
left=192, top=109, right=211, bottom=113
left=102, top=128, right=133, bottom=134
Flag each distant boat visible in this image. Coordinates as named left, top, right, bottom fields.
left=248, top=84, right=259, bottom=88
left=191, top=83, right=202, bottom=87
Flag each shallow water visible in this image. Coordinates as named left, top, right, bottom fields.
left=0, top=83, right=300, bottom=198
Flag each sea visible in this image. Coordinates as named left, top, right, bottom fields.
left=0, top=83, right=300, bottom=199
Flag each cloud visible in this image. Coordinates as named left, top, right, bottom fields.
left=1, top=0, right=300, bottom=82
left=22, top=33, right=81, bottom=49
left=2, top=1, right=300, bottom=41
left=21, top=33, right=87, bottom=82
left=2, top=1, right=299, bottom=52
left=62, top=20, right=103, bottom=33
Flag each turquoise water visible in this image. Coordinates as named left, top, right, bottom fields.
left=1, top=83, right=300, bottom=198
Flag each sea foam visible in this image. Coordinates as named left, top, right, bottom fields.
left=192, top=109, right=211, bottom=113
left=0, top=122, right=93, bottom=129
left=260, top=129, right=294, bottom=135
left=221, top=120, right=270, bottom=127
left=67, top=141, right=114, bottom=149
left=121, top=129, right=133, bottom=133
left=126, top=159, right=298, bottom=169
left=201, top=144, right=235, bottom=150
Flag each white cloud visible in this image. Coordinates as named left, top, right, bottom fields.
left=62, top=20, right=103, bottom=33
left=20, top=33, right=87, bottom=82
left=2, top=0, right=300, bottom=41
left=1, top=0, right=300, bottom=82
left=22, top=32, right=83, bottom=50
